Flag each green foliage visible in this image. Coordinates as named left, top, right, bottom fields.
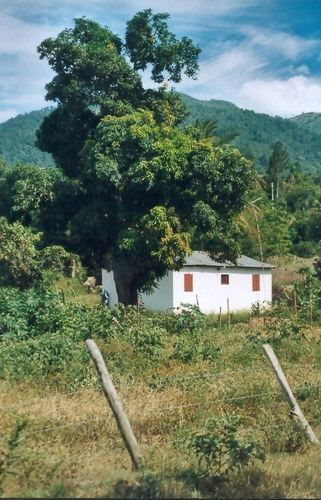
left=0, top=421, right=28, bottom=494
left=185, top=415, right=265, bottom=481
left=266, top=141, right=290, bottom=199
left=3, top=95, right=321, bottom=175
left=171, top=336, right=200, bottom=364
left=0, top=215, right=82, bottom=289
left=0, top=108, right=55, bottom=167
left=170, top=304, right=206, bottom=335
left=34, top=14, right=255, bottom=304
left=0, top=286, right=92, bottom=341
left=294, top=267, right=321, bottom=323
left=1, top=275, right=320, bottom=498
left=258, top=203, right=292, bottom=257
left=181, top=93, right=321, bottom=174
left=0, top=217, right=42, bottom=289
left=166, top=305, right=222, bottom=364
left=0, top=332, right=90, bottom=387
left=125, top=9, right=200, bottom=83
left=3, top=163, right=65, bottom=227
left=238, top=194, right=293, bottom=258
left=0, top=162, right=83, bottom=254
left=131, top=326, right=166, bottom=358
left=263, top=315, right=307, bottom=347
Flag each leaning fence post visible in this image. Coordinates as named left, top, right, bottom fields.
left=262, top=343, right=319, bottom=444
left=86, top=339, right=144, bottom=469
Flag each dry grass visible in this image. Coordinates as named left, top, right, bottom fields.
left=53, top=277, right=101, bottom=308
left=1, top=324, right=320, bottom=498
left=270, top=255, right=316, bottom=295
left=1, top=276, right=321, bottom=498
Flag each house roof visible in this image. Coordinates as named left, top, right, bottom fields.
left=184, top=251, right=274, bottom=269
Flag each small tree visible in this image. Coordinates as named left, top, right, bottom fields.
left=0, top=217, right=42, bottom=289
left=0, top=217, right=80, bottom=289
left=266, top=141, right=290, bottom=200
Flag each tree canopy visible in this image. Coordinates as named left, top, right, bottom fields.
left=35, top=11, right=255, bottom=304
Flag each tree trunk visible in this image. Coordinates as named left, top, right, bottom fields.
left=112, top=257, right=138, bottom=306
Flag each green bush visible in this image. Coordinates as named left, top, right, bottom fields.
left=185, top=415, right=265, bottom=481
left=169, top=304, right=206, bottom=336
left=0, top=332, right=90, bottom=386
left=291, top=240, right=316, bottom=258
left=0, top=286, right=92, bottom=341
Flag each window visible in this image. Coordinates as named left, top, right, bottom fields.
left=252, top=274, right=260, bottom=291
left=221, top=274, right=229, bottom=285
left=184, top=273, right=193, bottom=292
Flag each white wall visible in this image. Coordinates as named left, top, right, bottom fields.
left=172, top=266, right=272, bottom=314
left=101, top=269, right=174, bottom=311
left=140, top=272, right=173, bottom=312
left=101, top=269, right=119, bottom=308
left=102, top=266, right=272, bottom=314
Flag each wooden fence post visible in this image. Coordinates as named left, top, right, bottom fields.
left=227, top=298, right=231, bottom=329
left=71, top=259, right=76, bottom=278
left=86, top=339, right=144, bottom=469
left=293, top=290, right=297, bottom=317
left=262, top=343, right=319, bottom=444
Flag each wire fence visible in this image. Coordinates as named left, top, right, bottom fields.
left=1, top=361, right=320, bottom=448
left=1, top=361, right=320, bottom=412
left=1, top=358, right=320, bottom=500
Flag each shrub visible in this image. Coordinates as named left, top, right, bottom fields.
left=0, top=332, right=90, bottom=386
left=185, top=415, right=265, bottom=481
left=169, top=303, right=206, bottom=336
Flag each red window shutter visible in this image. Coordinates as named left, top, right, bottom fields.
left=252, top=274, right=260, bottom=291
left=184, top=273, right=193, bottom=292
left=221, top=274, right=229, bottom=285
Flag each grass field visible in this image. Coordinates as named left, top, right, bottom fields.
left=1, top=258, right=321, bottom=498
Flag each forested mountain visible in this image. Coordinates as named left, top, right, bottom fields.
left=180, top=94, right=321, bottom=173
left=0, top=108, right=55, bottom=168
left=1, top=96, right=321, bottom=173
left=289, top=111, right=321, bottom=134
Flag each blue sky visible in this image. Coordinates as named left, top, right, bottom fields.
left=1, top=0, right=321, bottom=123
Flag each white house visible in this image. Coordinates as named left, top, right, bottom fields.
left=102, top=251, right=273, bottom=314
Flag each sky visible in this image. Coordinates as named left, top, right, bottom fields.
left=1, top=0, right=321, bottom=123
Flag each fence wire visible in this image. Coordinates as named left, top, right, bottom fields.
left=1, top=361, right=320, bottom=411
left=1, top=382, right=320, bottom=445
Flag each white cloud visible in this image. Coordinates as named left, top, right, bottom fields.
left=0, top=108, right=19, bottom=123
left=238, top=76, right=321, bottom=117
left=178, top=41, right=268, bottom=102
left=241, top=26, right=319, bottom=61
left=1, top=0, right=321, bottom=122
left=0, top=15, right=62, bottom=56
left=130, top=0, right=260, bottom=16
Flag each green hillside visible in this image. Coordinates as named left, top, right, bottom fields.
left=180, top=94, right=321, bottom=174
left=1, top=97, right=321, bottom=173
left=289, top=111, right=321, bottom=134
left=0, top=108, right=55, bottom=168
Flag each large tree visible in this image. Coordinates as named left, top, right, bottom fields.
left=36, top=12, right=198, bottom=176
left=36, top=11, right=255, bottom=304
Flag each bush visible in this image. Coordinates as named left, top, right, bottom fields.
left=185, top=415, right=265, bottom=481
left=291, top=241, right=316, bottom=258
left=0, top=332, right=90, bottom=387
left=0, top=218, right=42, bottom=289
left=169, top=304, right=206, bottom=336
left=0, top=286, right=92, bottom=341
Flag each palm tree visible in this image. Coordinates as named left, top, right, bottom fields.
left=194, top=118, right=239, bottom=146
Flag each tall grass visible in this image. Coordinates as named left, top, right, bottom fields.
left=0, top=278, right=321, bottom=498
